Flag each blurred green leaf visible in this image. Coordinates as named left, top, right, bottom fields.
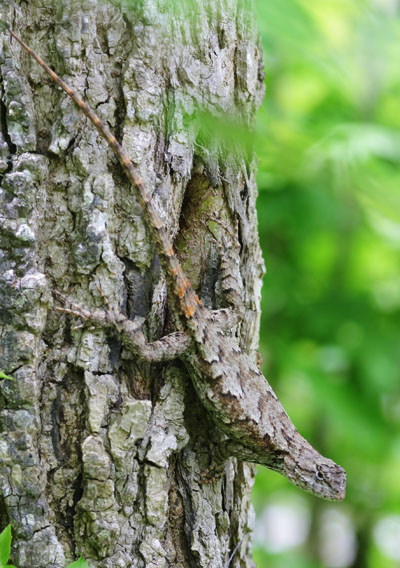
left=253, top=0, right=400, bottom=565
left=0, top=372, right=14, bottom=381
left=67, top=558, right=88, bottom=568
left=0, top=525, right=11, bottom=567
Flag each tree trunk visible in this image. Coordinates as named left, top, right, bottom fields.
left=0, top=1, right=265, bottom=566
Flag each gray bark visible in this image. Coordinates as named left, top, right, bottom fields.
left=0, top=1, right=265, bottom=566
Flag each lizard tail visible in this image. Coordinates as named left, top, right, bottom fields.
left=9, top=29, right=201, bottom=320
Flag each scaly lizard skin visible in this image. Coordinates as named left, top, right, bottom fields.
left=9, top=29, right=346, bottom=500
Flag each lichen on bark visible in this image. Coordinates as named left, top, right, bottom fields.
left=0, top=0, right=265, bottom=566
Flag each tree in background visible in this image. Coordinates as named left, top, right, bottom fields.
left=253, top=1, right=400, bottom=566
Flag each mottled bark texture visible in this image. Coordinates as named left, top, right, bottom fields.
left=0, top=1, right=265, bottom=566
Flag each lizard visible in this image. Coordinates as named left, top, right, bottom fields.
left=8, top=28, right=346, bottom=501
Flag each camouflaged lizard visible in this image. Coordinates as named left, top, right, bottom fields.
left=9, top=29, right=346, bottom=500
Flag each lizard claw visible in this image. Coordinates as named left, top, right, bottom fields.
left=198, top=442, right=230, bottom=484
left=199, top=461, right=226, bottom=484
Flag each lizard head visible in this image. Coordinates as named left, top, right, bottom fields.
left=284, top=448, right=346, bottom=501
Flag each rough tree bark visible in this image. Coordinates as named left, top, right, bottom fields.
left=0, top=1, right=265, bottom=566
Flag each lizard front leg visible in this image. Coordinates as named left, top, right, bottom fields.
left=205, top=307, right=242, bottom=331
left=55, top=296, right=192, bottom=363
left=203, top=232, right=245, bottom=332
left=219, top=235, right=245, bottom=318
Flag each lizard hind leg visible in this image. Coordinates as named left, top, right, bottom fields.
left=55, top=293, right=192, bottom=362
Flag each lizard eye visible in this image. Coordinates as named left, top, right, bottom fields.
left=316, top=470, right=324, bottom=481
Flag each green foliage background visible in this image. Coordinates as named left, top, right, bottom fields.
left=252, top=0, right=400, bottom=566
